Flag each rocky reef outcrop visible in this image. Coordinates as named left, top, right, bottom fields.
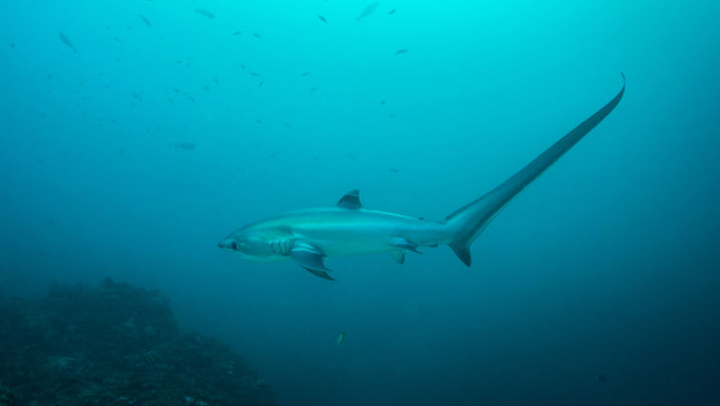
left=0, top=279, right=275, bottom=406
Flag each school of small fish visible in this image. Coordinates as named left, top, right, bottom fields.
left=45, top=2, right=406, bottom=195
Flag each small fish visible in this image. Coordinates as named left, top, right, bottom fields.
left=300, top=71, right=311, bottom=77
left=240, top=64, right=246, bottom=70
left=131, top=92, right=143, bottom=102
left=336, top=332, right=347, bottom=347
left=596, top=374, right=607, bottom=383
left=380, top=99, right=386, bottom=105
left=172, top=88, right=180, bottom=93
left=356, top=1, right=379, bottom=21
left=394, top=49, right=408, bottom=56
left=233, top=30, right=243, bottom=35
left=175, top=142, right=196, bottom=150
left=258, top=80, right=265, bottom=88
left=388, top=8, right=396, bottom=15
left=250, top=72, right=260, bottom=77
left=139, top=14, right=152, bottom=27
left=58, top=32, right=77, bottom=52
left=213, top=77, right=219, bottom=85
left=309, top=87, right=318, bottom=92
left=282, top=122, right=292, bottom=129
left=389, top=168, right=399, bottom=173
left=318, top=15, right=328, bottom=23
left=195, top=8, right=215, bottom=19
left=252, top=32, right=260, bottom=38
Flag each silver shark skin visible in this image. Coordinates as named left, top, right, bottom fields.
left=219, top=76, right=626, bottom=280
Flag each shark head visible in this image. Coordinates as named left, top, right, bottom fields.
left=218, top=229, right=294, bottom=262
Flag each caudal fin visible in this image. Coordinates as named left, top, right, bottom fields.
left=445, top=75, right=626, bottom=266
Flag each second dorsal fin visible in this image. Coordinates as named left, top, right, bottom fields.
left=336, top=189, right=362, bottom=209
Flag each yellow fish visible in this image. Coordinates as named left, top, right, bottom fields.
left=336, top=332, right=347, bottom=347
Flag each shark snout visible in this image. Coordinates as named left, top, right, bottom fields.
left=218, top=239, right=237, bottom=250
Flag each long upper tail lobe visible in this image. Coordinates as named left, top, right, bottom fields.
left=445, top=75, right=626, bottom=266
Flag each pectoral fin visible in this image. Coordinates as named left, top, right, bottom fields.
left=302, top=267, right=336, bottom=281
left=291, top=243, right=335, bottom=281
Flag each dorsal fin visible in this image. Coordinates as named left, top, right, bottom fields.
left=336, top=189, right=362, bottom=209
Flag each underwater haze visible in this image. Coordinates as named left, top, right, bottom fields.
left=2, top=0, right=720, bottom=405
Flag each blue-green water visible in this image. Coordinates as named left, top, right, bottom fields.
left=2, top=0, right=719, bottom=404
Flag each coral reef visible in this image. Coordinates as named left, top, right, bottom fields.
left=0, top=279, right=275, bottom=406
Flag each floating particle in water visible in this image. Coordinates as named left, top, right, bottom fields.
left=58, top=32, right=77, bottom=52
left=356, top=2, right=379, bottom=21
left=175, top=142, right=196, bottom=150
left=139, top=14, right=152, bottom=27
left=195, top=8, right=215, bottom=19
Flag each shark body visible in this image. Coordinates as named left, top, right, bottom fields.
left=219, top=76, right=626, bottom=280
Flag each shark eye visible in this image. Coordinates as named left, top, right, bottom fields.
left=231, top=242, right=239, bottom=251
